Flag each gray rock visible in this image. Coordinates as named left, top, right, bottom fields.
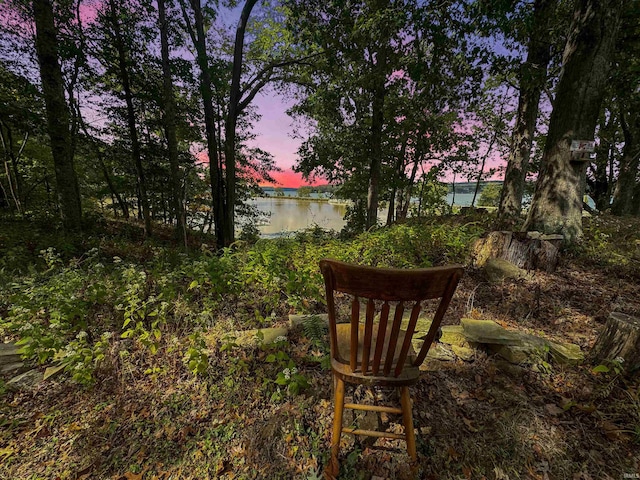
left=461, top=318, right=523, bottom=345
left=440, top=325, right=468, bottom=347
left=0, top=343, right=21, bottom=366
left=7, top=369, right=43, bottom=391
left=425, top=343, right=455, bottom=361
left=490, top=344, right=542, bottom=365
left=1, top=362, right=28, bottom=376
left=233, top=327, right=289, bottom=347
left=485, top=258, right=531, bottom=283
left=548, top=341, right=584, bottom=366
left=451, top=345, right=475, bottom=361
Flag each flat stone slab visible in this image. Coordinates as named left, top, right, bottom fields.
left=451, top=345, right=475, bottom=361
left=7, top=369, right=43, bottom=391
left=232, top=327, right=289, bottom=347
left=289, top=314, right=328, bottom=328
left=548, top=341, right=584, bottom=366
left=461, top=318, right=523, bottom=345
left=485, top=258, right=531, bottom=283
left=0, top=344, right=21, bottom=366
left=491, top=344, right=541, bottom=365
left=440, top=325, right=468, bottom=347
left=1, top=362, right=27, bottom=376
left=424, top=343, right=455, bottom=361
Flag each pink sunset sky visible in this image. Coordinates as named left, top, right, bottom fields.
left=249, top=89, right=508, bottom=188
left=247, top=88, right=313, bottom=188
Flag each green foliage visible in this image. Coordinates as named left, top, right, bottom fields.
left=411, top=172, right=451, bottom=217
left=297, top=186, right=312, bottom=198
left=0, top=217, right=485, bottom=388
left=238, top=222, right=261, bottom=244
left=59, top=331, right=113, bottom=385
left=478, top=183, right=502, bottom=207
left=184, top=331, right=209, bottom=376
left=302, top=315, right=327, bottom=345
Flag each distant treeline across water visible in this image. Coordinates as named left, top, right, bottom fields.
left=259, top=180, right=503, bottom=197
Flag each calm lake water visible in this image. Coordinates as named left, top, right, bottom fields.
left=248, top=192, right=476, bottom=237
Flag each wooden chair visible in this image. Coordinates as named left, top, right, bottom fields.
left=319, top=259, right=463, bottom=477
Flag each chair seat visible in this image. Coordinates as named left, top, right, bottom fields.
left=332, top=323, right=420, bottom=386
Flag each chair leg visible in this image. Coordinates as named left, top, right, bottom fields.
left=399, top=386, right=417, bottom=461
left=327, top=375, right=345, bottom=478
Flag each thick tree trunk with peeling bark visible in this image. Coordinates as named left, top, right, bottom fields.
left=523, top=0, right=624, bottom=242
left=591, top=312, right=640, bottom=375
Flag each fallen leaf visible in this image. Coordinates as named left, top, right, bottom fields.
left=447, top=446, right=460, bottom=461
left=123, top=472, right=142, bottom=480
left=463, top=417, right=479, bottom=432
left=0, top=447, right=14, bottom=460
left=601, top=420, right=630, bottom=442
left=544, top=404, right=564, bottom=416
left=463, top=466, right=472, bottom=479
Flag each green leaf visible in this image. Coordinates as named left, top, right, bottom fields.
left=265, top=353, right=276, bottom=362
left=592, top=364, right=610, bottom=373
left=189, top=280, right=199, bottom=290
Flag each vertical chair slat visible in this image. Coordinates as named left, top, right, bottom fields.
left=350, top=297, right=359, bottom=372
left=413, top=274, right=460, bottom=366
left=394, top=302, right=421, bottom=377
left=361, top=298, right=375, bottom=374
left=372, top=301, right=390, bottom=375
left=383, top=302, right=404, bottom=375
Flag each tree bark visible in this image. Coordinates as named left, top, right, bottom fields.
left=367, top=50, right=387, bottom=230
left=471, top=230, right=563, bottom=272
left=181, top=0, right=224, bottom=248
left=158, top=0, right=186, bottom=243
left=611, top=106, right=640, bottom=215
left=588, top=108, right=615, bottom=211
left=107, top=0, right=151, bottom=236
left=33, top=0, right=82, bottom=231
left=498, top=0, right=554, bottom=223
left=590, top=312, right=640, bottom=374
left=523, top=0, right=624, bottom=242
left=224, top=0, right=259, bottom=246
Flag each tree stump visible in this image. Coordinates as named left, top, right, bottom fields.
left=471, top=231, right=563, bottom=272
left=590, top=312, right=640, bottom=374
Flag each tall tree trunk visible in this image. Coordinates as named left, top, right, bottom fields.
left=158, top=0, right=185, bottom=243
left=0, top=125, right=23, bottom=214
left=107, top=0, right=151, bottom=236
left=181, top=0, right=224, bottom=248
left=33, top=0, right=82, bottom=231
left=387, top=140, right=407, bottom=226
left=498, top=0, right=554, bottom=223
left=367, top=54, right=387, bottom=229
left=523, top=0, right=624, bottom=242
left=589, top=108, right=615, bottom=211
left=611, top=106, right=640, bottom=215
left=399, top=154, right=420, bottom=221
left=225, top=0, right=259, bottom=246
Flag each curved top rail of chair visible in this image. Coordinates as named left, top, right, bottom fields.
left=319, top=259, right=464, bottom=301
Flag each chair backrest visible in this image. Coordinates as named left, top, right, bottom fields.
left=320, top=259, right=463, bottom=377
